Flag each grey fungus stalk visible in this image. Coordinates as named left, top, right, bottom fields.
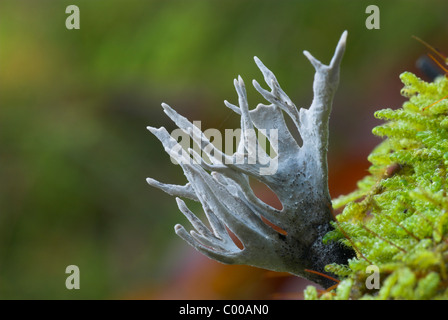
left=146, top=31, right=355, bottom=288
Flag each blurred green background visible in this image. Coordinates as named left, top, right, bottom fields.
left=1, top=0, right=448, bottom=299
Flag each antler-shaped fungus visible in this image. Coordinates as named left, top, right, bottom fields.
left=146, top=31, right=354, bottom=288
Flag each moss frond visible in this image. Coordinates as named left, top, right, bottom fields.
left=308, top=73, right=448, bottom=300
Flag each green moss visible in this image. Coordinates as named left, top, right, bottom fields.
left=308, top=72, right=448, bottom=300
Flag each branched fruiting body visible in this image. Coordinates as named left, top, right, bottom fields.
left=147, top=31, right=355, bottom=288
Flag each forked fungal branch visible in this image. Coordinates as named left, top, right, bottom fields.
left=146, top=31, right=354, bottom=288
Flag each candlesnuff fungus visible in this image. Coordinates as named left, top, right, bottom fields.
left=146, top=31, right=354, bottom=288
